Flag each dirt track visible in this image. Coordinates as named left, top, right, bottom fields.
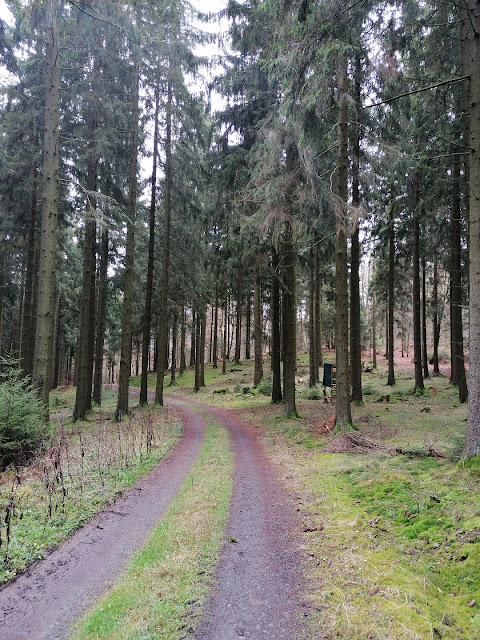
left=0, top=402, right=205, bottom=640
left=174, top=398, right=305, bottom=640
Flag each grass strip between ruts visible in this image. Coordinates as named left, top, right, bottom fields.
left=70, top=412, right=233, bottom=640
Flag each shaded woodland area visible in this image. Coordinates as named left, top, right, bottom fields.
left=0, top=0, right=480, bottom=461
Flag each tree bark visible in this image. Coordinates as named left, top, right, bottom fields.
left=140, top=85, right=160, bottom=405
left=334, top=54, right=352, bottom=428
left=271, top=248, right=282, bottom=404
left=32, top=0, right=61, bottom=413
left=222, top=291, right=228, bottom=374
left=115, top=25, right=140, bottom=420
left=451, top=160, right=468, bottom=401
left=372, top=287, right=377, bottom=369
left=315, top=247, right=323, bottom=372
left=213, top=282, right=219, bottom=368
left=21, top=138, right=39, bottom=378
left=350, top=55, right=363, bottom=402
left=190, top=310, right=196, bottom=367
left=282, top=221, right=297, bottom=417
left=387, top=208, right=395, bottom=386
left=245, top=291, right=251, bottom=360
left=421, top=257, right=430, bottom=379
left=194, top=312, right=201, bottom=391
left=308, top=247, right=316, bottom=388
left=93, top=227, right=108, bottom=405
left=464, top=0, right=480, bottom=458
left=234, top=291, right=241, bottom=364
left=432, top=259, right=440, bottom=376
left=180, top=307, right=186, bottom=375
left=200, top=310, right=206, bottom=387
left=170, top=308, right=177, bottom=385
left=253, top=262, right=263, bottom=386
left=412, top=172, right=424, bottom=393
left=155, top=77, right=173, bottom=406
left=74, top=104, right=98, bottom=421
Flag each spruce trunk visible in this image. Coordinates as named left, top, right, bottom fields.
left=271, top=248, right=282, bottom=404
left=140, top=86, right=160, bottom=405
left=464, top=0, right=480, bottom=458
left=387, top=209, right=395, bottom=386
left=115, top=32, right=140, bottom=420
left=253, top=262, right=263, bottom=386
left=155, top=79, right=173, bottom=405
left=32, top=1, right=60, bottom=412
left=334, top=54, right=352, bottom=428
left=412, top=174, right=424, bottom=393
left=93, top=227, right=108, bottom=405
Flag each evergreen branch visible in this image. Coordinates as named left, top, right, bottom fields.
left=363, top=76, right=469, bottom=110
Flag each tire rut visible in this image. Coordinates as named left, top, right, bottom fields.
left=0, top=403, right=205, bottom=640
left=172, top=397, right=305, bottom=640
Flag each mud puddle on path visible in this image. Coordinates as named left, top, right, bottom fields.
left=172, top=397, right=306, bottom=640
left=0, top=403, right=205, bottom=640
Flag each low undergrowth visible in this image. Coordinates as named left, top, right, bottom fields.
left=71, top=413, right=233, bottom=640
left=0, top=396, right=180, bottom=584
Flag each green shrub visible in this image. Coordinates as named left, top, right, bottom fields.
left=256, top=375, right=272, bottom=396
left=306, top=386, right=322, bottom=400
left=0, top=357, right=48, bottom=469
left=362, top=384, right=376, bottom=396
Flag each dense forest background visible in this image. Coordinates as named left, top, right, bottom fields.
left=0, top=0, right=479, bottom=460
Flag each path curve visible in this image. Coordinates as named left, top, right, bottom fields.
left=0, top=403, right=205, bottom=640
left=172, top=396, right=305, bottom=640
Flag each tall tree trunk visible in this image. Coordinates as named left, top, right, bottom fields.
left=308, top=247, right=316, bottom=388
left=271, top=249, right=282, bottom=404
left=412, top=173, right=424, bottom=393
left=213, top=282, right=219, bottom=368
left=32, top=0, right=61, bottom=412
left=334, top=54, right=352, bottom=428
left=180, top=307, right=186, bottom=375
left=73, top=110, right=98, bottom=421
left=372, top=287, right=377, bottom=369
left=282, top=222, right=297, bottom=417
left=464, top=0, right=480, bottom=457
left=234, top=292, right=241, bottom=364
left=93, top=227, right=108, bottom=405
left=387, top=208, right=395, bottom=386
left=170, top=308, right=177, bottom=385
left=432, top=260, right=440, bottom=376
left=350, top=54, right=363, bottom=403
left=115, top=27, right=140, bottom=420
left=190, top=310, right=196, bottom=367
left=422, top=257, right=430, bottom=379
left=253, top=262, right=263, bottom=386
left=155, top=77, right=173, bottom=406
left=222, top=291, right=228, bottom=374
left=50, top=282, right=60, bottom=389
left=315, top=247, right=323, bottom=372
left=245, top=291, right=251, bottom=360
left=451, top=161, right=468, bottom=401
left=21, top=139, right=39, bottom=378
left=194, top=312, right=201, bottom=391
left=200, top=310, right=206, bottom=387
left=140, top=85, right=160, bottom=405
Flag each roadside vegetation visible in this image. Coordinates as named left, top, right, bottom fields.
left=71, top=413, right=233, bottom=640
left=0, top=387, right=180, bottom=584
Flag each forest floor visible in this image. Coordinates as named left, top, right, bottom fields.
left=1, top=351, right=479, bottom=639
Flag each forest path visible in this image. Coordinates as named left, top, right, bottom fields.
left=170, top=396, right=306, bottom=640
left=0, top=400, right=205, bottom=640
